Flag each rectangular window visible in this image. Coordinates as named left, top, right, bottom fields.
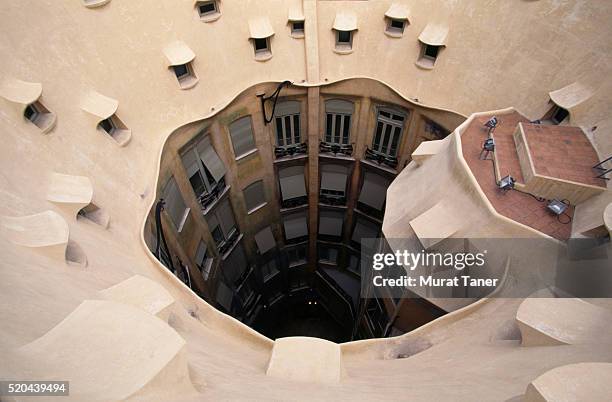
left=195, top=240, right=213, bottom=280
left=24, top=103, right=39, bottom=122
left=283, top=212, right=308, bottom=242
left=261, top=257, right=279, bottom=281
left=372, top=109, right=405, bottom=157
left=216, top=281, right=233, bottom=310
left=173, top=64, right=189, bottom=79
left=162, top=176, right=189, bottom=231
left=23, top=100, right=55, bottom=133
left=318, top=209, right=344, bottom=239
left=551, top=106, right=569, bottom=124
left=207, top=198, right=237, bottom=251
left=391, top=19, right=404, bottom=31
left=254, top=226, right=276, bottom=254
left=274, top=101, right=301, bottom=147
left=324, top=100, right=353, bottom=145
left=278, top=165, right=307, bottom=207
left=243, top=180, right=266, bottom=213
left=358, top=171, right=391, bottom=214
left=197, top=1, right=217, bottom=16
left=229, top=116, right=257, bottom=158
left=320, top=164, right=348, bottom=205
left=254, top=38, right=268, bottom=51
left=181, top=135, right=227, bottom=206
left=351, top=217, right=380, bottom=248
left=348, top=254, right=360, bottom=274
left=319, top=245, right=339, bottom=264
left=287, top=244, right=307, bottom=267
left=337, top=30, right=351, bottom=43
left=222, top=241, right=247, bottom=285
left=424, top=45, right=439, bottom=59
left=292, top=21, right=304, bottom=34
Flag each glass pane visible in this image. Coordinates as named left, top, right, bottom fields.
left=342, top=115, right=351, bottom=144
left=174, top=64, right=188, bottom=78
left=338, top=31, right=351, bottom=43
left=325, top=114, right=333, bottom=142
left=381, top=124, right=392, bottom=153
left=255, top=38, right=268, bottom=51
left=373, top=121, right=383, bottom=151
left=211, top=226, right=224, bottom=246
left=425, top=45, right=439, bottom=58
left=275, top=117, right=284, bottom=146
left=284, top=115, right=292, bottom=145
left=391, top=20, right=404, bottom=29
left=202, top=162, right=217, bottom=189
left=390, top=126, right=402, bottom=156
left=293, top=115, right=300, bottom=143
left=189, top=172, right=206, bottom=197
left=333, top=114, right=341, bottom=143
left=199, top=2, right=216, bottom=15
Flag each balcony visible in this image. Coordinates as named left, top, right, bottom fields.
left=319, top=190, right=346, bottom=206
left=363, top=147, right=398, bottom=170
left=319, top=141, right=353, bottom=158
left=218, top=229, right=241, bottom=257
left=197, top=178, right=228, bottom=212
left=274, top=142, right=308, bottom=161
left=281, top=195, right=308, bottom=210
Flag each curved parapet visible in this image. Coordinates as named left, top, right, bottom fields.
left=516, top=297, right=612, bottom=346
left=17, top=300, right=196, bottom=401
left=525, top=363, right=612, bottom=402
left=46, top=172, right=94, bottom=218
left=266, top=336, right=344, bottom=384
left=100, top=275, right=175, bottom=321
left=0, top=210, right=69, bottom=262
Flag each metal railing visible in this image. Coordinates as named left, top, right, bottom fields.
left=274, top=142, right=308, bottom=159
left=319, top=141, right=354, bottom=156
left=364, top=147, right=399, bottom=169
left=197, top=178, right=227, bottom=211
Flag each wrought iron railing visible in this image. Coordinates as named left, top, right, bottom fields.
left=274, top=142, right=308, bottom=159
left=364, top=147, right=398, bottom=169
left=319, top=191, right=346, bottom=206
left=218, top=229, right=240, bottom=256
left=197, top=178, right=227, bottom=211
left=319, top=141, right=353, bottom=156
left=281, top=195, right=308, bottom=209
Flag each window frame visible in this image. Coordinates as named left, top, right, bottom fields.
left=386, top=18, right=406, bottom=36
left=324, top=99, right=353, bottom=145
left=228, top=115, right=257, bottom=159
left=274, top=101, right=302, bottom=147
left=243, top=180, right=267, bottom=214
left=195, top=240, right=214, bottom=280
left=207, top=197, right=238, bottom=252
left=162, top=176, right=190, bottom=232
left=371, top=107, right=406, bottom=157
left=335, top=29, right=354, bottom=52
left=181, top=137, right=223, bottom=200
left=291, top=21, right=304, bottom=35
